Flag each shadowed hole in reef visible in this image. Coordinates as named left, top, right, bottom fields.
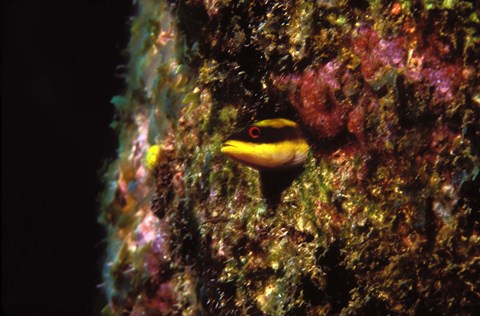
left=174, top=201, right=202, bottom=265
left=316, top=240, right=356, bottom=313
left=362, top=297, right=389, bottom=314
left=302, top=276, right=327, bottom=306
left=199, top=280, right=238, bottom=314
left=459, top=176, right=480, bottom=236
left=260, top=167, right=304, bottom=209
left=348, top=0, right=370, bottom=10
left=286, top=305, right=307, bottom=316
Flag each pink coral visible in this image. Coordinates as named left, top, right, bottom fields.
left=275, top=26, right=468, bottom=146
left=273, top=59, right=374, bottom=145
left=274, top=61, right=354, bottom=140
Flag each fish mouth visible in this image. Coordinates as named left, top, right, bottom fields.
left=220, top=141, right=237, bottom=154
left=221, top=141, right=254, bottom=167
left=221, top=141, right=249, bottom=161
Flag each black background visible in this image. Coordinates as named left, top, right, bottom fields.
left=2, top=0, right=131, bottom=314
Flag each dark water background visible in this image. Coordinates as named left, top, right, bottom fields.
left=2, top=1, right=131, bottom=314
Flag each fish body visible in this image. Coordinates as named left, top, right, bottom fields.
left=221, top=118, right=309, bottom=170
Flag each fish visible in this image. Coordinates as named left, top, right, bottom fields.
left=221, top=118, right=309, bottom=170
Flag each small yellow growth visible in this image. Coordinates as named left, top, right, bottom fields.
left=144, top=145, right=161, bottom=170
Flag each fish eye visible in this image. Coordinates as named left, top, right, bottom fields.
left=248, top=126, right=261, bottom=139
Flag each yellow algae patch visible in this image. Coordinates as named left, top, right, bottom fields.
left=144, top=145, right=161, bottom=170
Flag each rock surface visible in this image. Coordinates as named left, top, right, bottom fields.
left=100, top=1, right=480, bottom=314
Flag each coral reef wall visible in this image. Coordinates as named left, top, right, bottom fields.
left=100, top=0, right=480, bottom=315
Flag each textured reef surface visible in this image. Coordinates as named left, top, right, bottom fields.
left=100, top=0, right=480, bottom=315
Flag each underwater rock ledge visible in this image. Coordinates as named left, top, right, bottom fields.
left=100, top=0, right=479, bottom=315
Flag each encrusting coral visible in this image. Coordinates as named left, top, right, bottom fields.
left=100, top=1, right=480, bottom=315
